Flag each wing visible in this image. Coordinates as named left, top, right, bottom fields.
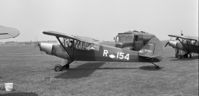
left=43, top=31, right=99, bottom=44
left=168, top=34, right=198, bottom=41
left=183, top=36, right=198, bottom=41
left=0, top=25, right=20, bottom=39
left=75, top=35, right=100, bottom=43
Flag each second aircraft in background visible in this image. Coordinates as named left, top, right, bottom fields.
left=165, top=34, right=199, bottom=58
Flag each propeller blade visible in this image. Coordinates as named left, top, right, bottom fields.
left=34, top=42, right=39, bottom=48
left=35, top=42, right=45, bottom=54
left=164, top=41, right=169, bottom=47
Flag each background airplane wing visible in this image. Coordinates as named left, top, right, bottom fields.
left=0, top=25, right=20, bottom=39
left=183, top=36, right=198, bottom=41
left=168, top=34, right=198, bottom=41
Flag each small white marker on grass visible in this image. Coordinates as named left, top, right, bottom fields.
left=4, top=83, right=14, bottom=92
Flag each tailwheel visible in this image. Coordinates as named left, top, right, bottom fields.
left=151, top=62, right=161, bottom=70
left=54, top=64, right=63, bottom=72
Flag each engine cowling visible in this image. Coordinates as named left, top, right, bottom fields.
left=38, top=43, right=70, bottom=59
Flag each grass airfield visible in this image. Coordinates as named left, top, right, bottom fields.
left=0, top=44, right=198, bottom=96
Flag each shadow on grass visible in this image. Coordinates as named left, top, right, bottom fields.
left=170, top=55, right=199, bottom=61
left=0, top=92, right=38, bottom=96
left=139, top=65, right=163, bottom=71
left=55, top=62, right=105, bottom=79
left=55, top=62, right=162, bottom=79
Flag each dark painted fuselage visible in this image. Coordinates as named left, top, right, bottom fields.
left=51, top=41, right=141, bottom=62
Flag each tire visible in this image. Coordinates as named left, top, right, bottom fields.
left=54, top=64, right=63, bottom=72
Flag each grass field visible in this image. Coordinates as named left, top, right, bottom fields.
left=0, top=44, right=198, bottom=96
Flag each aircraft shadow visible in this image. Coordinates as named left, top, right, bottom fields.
left=139, top=65, right=163, bottom=71
left=55, top=62, right=162, bottom=79
left=55, top=62, right=105, bottom=79
left=0, top=92, right=38, bottom=96
left=170, top=55, right=199, bottom=61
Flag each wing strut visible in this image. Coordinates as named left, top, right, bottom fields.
left=56, top=36, right=73, bottom=60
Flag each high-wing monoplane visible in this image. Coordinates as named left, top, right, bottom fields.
left=38, top=31, right=163, bottom=72
left=165, top=34, right=199, bottom=58
left=0, top=25, right=20, bottom=40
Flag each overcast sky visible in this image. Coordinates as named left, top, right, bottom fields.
left=0, top=0, right=198, bottom=41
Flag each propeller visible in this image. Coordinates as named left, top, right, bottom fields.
left=165, top=41, right=169, bottom=47
left=35, top=42, right=50, bottom=54
left=35, top=42, right=45, bottom=54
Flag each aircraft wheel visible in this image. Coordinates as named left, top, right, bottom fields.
left=184, top=54, right=188, bottom=58
left=175, top=54, right=179, bottom=58
left=54, top=64, right=63, bottom=72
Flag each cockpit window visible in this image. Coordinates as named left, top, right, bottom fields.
left=64, top=38, right=73, bottom=47
left=74, top=40, right=98, bottom=50
left=58, top=37, right=73, bottom=47
left=58, top=37, right=99, bottom=51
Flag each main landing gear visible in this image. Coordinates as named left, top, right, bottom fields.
left=54, top=60, right=72, bottom=72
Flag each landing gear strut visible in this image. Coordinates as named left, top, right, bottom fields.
left=54, top=60, right=72, bottom=72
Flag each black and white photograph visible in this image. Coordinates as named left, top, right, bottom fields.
left=0, top=0, right=198, bottom=96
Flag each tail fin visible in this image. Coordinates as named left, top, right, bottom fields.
left=139, top=36, right=163, bottom=60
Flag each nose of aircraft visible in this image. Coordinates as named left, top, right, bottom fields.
left=38, top=43, right=53, bottom=54
left=168, top=40, right=178, bottom=48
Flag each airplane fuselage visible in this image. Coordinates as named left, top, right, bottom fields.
left=48, top=43, right=140, bottom=62
left=38, top=31, right=162, bottom=71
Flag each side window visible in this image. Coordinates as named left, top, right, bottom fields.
left=63, top=38, right=73, bottom=47
left=58, top=37, right=72, bottom=48
left=86, top=43, right=95, bottom=50
left=73, top=39, right=99, bottom=51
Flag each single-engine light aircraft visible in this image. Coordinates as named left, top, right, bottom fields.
left=165, top=34, right=199, bottom=58
left=38, top=31, right=163, bottom=72
left=0, top=25, right=20, bottom=40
